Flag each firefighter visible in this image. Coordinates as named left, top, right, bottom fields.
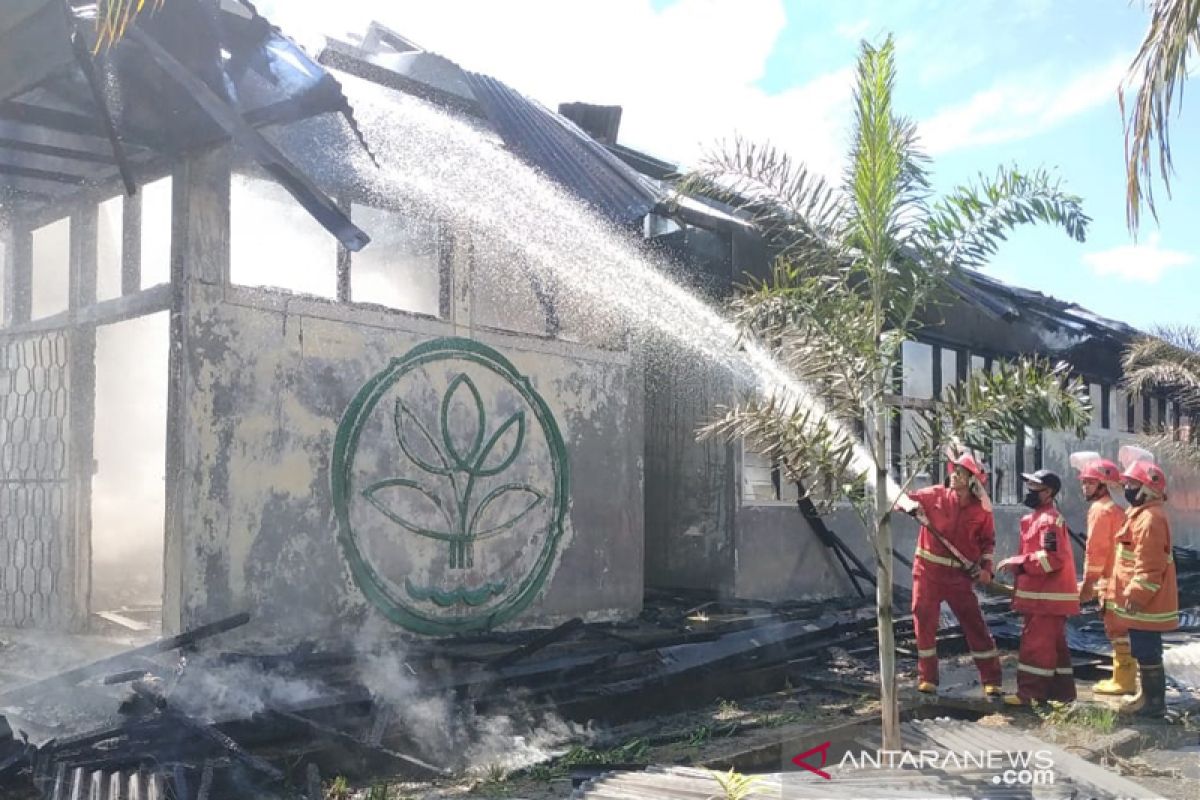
left=897, top=453, right=1002, bottom=697
left=1071, top=454, right=1133, bottom=695
left=1106, top=457, right=1178, bottom=717
left=999, top=469, right=1080, bottom=705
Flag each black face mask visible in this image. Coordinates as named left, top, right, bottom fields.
left=1022, top=490, right=1043, bottom=509
left=1125, top=487, right=1145, bottom=506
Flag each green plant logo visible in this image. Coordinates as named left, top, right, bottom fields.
left=331, top=338, right=569, bottom=635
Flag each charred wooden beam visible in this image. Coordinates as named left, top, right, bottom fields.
left=0, top=102, right=107, bottom=138
left=0, top=138, right=116, bottom=165
left=267, top=709, right=447, bottom=779
left=157, top=708, right=283, bottom=782
left=0, top=162, right=88, bottom=185
left=127, top=26, right=369, bottom=252
left=69, top=29, right=136, bottom=195
left=0, top=612, right=249, bottom=706
left=487, top=618, right=584, bottom=671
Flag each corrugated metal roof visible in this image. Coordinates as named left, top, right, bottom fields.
left=953, top=269, right=1141, bottom=342
left=462, top=71, right=666, bottom=226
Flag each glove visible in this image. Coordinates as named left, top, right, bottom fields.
left=975, top=568, right=993, bottom=585
left=1078, top=581, right=1095, bottom=603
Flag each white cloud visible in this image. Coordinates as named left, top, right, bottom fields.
left=1082, top=233, right=1194, bottom=283
left=254, top=0, right=854, bottom=174
left=920, top=54, right=1129, bottom=154
left=835, top=18, right=873, bottom=40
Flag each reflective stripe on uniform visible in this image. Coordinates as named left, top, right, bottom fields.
left=1085, top=567, right=1104, bottom=576
left=1018, top=662, right=1056, bottom=677
left=1036, top=551, right=1052, bottom=572
left=915, top=548, right=959, bottom=568
left=1055, top=667, right=1074, bottom=675
left=971, top=649, right=999, bottom=660
left=1133, top=577, right=1161, bottom=592
left=1116, top=545, right=1136, bottom=562
left=1015, top=589, right=1078, bottom=602
left=1112, top=637, right=1130, bottom=644
left=1104, top=602, right=1179, bottom=623
left=917, top=647, right=937, bottom=658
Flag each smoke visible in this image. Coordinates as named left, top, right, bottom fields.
left=350, top=620, right=583, bottom=775
left=165, top=657, right=329, bottom=723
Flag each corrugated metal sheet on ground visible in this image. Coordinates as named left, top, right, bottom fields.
left=573, top=718, right=1160, bottom=799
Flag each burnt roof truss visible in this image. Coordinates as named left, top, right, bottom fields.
left=0, top=0, right=374, bottom=250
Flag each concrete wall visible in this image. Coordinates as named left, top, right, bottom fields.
left=169, top=282, right=643, bottom=643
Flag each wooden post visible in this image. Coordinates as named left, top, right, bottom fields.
left=121, top=190, right=142, bottom=296
left=9, top=227, right=32, bottom=325
left=68, top=204, right=98, bottom=630
left=336, top=193, right=351, bottom=303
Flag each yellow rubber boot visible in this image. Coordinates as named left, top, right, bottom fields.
left=1093, top=640, right=1138, bottom=696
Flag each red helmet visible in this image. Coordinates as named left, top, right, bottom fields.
left=1122, top=460, right=1168, bottom=495
left=948, top=452, right=987, bottom=483
left=1079, top=459, right=1121, bottom=483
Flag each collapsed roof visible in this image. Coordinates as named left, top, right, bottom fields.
left=0, top=0, right=371, bottom=249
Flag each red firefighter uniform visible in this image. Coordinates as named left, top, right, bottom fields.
left=1010, top=504, right=1080, bottom=702
left=907, top=485, right=1001, bottom=689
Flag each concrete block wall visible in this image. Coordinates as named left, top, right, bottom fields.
left=168, top=282, right=644, bottom=643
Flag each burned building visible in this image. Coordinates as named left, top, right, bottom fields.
left=639, top=220, right=1200, bottom=602
left=0, top=0, right=1196, bottom=652
left=0, top=2, right=729, bottom=642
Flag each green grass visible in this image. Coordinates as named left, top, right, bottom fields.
left=1035, top=701, right=1118, bottom=733
left=525, top=738, right=651, bottom=782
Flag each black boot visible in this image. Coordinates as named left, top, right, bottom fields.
left=1120, top=664, right=1167, bottom=718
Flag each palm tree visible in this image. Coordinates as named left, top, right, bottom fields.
left=1122, top=0, right=1200, bottom=232
left=686, top=36, right=1092, bottom=749
left=95, top=0, right=165, bottom=49
left=1123, top=326, right=1200, bottom=459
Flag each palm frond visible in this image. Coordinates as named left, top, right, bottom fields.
left=676, top=137, right=850, bottom=270
left=925, top=166, right=1090, bottom=270
left=1123, top=328, right=1200, bottom=411
left=1134, top=432, right=1200, bottom=469
left=731, top=259, right=878, bottom=411
left=846, top=35, right=906, bottom=279
left=1121, top=0, right=1200, bottom=232
left=924, top=358, right=1091, bottom=455
left=700, top=392, right=865, bottom=503
left=95, top=0, right=165, bottom=51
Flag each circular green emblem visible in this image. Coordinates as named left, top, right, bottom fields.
left=331, top=337, right=569, bottom=635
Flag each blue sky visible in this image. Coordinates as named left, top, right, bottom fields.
left=266, top=0, right=1197, bottom=331
left=764, top=0, right=1199, bottom=332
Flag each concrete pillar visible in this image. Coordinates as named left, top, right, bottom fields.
left=163, top=145, right=232, bottom=635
